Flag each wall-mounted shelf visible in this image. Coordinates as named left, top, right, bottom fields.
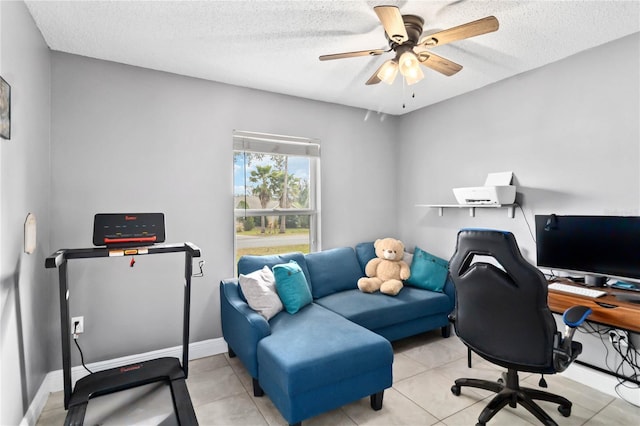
left=418, top=204, right=518, bottom=218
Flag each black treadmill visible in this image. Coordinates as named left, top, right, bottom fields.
left=46, top=214, right=200, bottom=425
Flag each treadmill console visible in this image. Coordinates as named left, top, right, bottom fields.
left=93, top=213, right=165, bottom=247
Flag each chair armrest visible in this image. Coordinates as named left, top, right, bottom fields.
left=220, top=279, right=271, bottom=379
left=563, top=305, right=592, bottom=328
left=561, top=305, right=592, bottom=346
left=553, top=305, right=592, bottom=372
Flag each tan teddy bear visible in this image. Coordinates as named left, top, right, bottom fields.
left=357, top=238, right=410, bottom=296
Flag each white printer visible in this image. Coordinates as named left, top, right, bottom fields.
left=453, top=172, right=516, bottom=205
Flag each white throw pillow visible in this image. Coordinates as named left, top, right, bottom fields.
left=238, top=266, right=283, bottom=320
left=404, top=251, right=413, bottom=267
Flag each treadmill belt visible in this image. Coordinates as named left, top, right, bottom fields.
left=83, top=381, right=178, bottom=425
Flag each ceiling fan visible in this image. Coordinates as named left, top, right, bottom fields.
left=319, top=5, right=499, bottom=86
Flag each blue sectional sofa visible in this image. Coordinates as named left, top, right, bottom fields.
left=219, top=242, right=455, bottom=425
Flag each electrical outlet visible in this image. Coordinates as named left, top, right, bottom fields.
left=609, top=330, right=628, bottom=347
left=72, top=316, right=84, bottom=334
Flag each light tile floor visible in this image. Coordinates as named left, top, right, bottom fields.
left=37, top=331, right=639, bottom=425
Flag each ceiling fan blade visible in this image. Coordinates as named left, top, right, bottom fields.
left=416, top=50, right=463, bottom=76
left=366, top=59, right=399, bottom=85
left=365, top=62, right=387, bottom=85
left=419, top=16, right=498, bottom=47
left=365, top=74, right=382, bottom=85
left=374, top=5, right=408, bottom=44
left=319, top=48, right=386, bottom=61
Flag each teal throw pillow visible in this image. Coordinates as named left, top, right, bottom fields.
left=273, top=260, right=313, bottom=314
left=406, top=247, right=449, bottom=292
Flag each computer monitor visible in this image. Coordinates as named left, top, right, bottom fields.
left=535, top=215, right=640, bottom=286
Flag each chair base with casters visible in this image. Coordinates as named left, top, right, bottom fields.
left=451, top=368, right=571, bottom=426
left=450, top=304, right=590, bottom=426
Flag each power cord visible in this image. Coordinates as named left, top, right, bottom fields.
left=73, top=321, right=93, bottom=374
left=608, top=329, right=640, bottom=404
left=192, top=260, right=205, bottom=277
left=517, top=204, right=536, bottom=244
left=579, top=322, right=639, bottom=407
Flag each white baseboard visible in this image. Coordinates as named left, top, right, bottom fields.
left=19, top=383, right=50, bottom=426
left=22, top=337, right=227, bottom=425
left=560, top=362, right=640, bottom=404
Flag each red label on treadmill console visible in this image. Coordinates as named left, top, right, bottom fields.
left=120, top=364, right=142, bottom=373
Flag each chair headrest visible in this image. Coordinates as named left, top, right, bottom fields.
left=451, top=229, right=523, bottom=276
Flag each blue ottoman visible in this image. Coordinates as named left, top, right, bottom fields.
left=256, top=304, right=393, bottom=425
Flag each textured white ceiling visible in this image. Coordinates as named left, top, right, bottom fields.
left=25, top=0, right=640, bottom=115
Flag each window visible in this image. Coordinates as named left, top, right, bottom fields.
left=233, top=130, right=321, bottom=264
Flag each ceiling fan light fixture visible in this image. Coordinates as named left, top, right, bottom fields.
left=398, top=51, right=418, bottom=75
left=398, top=51, right=424, bottom=85
left=403, top=66, right=424, bottom=85
left=377, top=60, right=399, bottom=85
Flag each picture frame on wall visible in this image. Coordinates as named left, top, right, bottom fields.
left=1, top=76, right=11, bottom=140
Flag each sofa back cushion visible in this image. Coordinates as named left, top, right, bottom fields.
left=238, top=252, right=311, bottom=285
left=355, top=242, right=376, bottom=274
left=306, top=247, right=363, bottom=299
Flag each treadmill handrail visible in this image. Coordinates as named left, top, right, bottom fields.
left=45, top=242, right=201, bottom=267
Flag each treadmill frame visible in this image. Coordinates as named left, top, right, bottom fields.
left=45, top=242, right=201, bottom=425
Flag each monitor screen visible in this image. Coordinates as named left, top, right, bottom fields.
left=535, top=215, right=640, bottom=282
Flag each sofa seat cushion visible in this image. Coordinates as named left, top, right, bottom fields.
left=305, top=247, right=363, bottom=299
left=316, top=287, right=453, bottom=331
left=257, top=303, right=393, bottom=396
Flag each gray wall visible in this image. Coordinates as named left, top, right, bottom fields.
left=397, top=33, right=640, bottom=369
left=397, top=32, right=639, bottom=271
left=0, top=2, right=52, bottom=425
left=49, top=52, right=400, bottom=368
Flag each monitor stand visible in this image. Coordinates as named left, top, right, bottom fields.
left=585, top=275, right=607, bottom=287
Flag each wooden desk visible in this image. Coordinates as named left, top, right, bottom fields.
left=547, top=279, right=640, bottom=333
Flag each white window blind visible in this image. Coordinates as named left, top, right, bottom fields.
left=233, top=130, right=320, bottom=157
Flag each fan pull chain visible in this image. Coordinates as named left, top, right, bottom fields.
left=401, top=78, right=416, bottom=109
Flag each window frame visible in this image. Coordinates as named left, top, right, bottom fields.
left=233, top=130, right=321, bottom=261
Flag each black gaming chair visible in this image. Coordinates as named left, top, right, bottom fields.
left=448, top=229, right=591, bottom=426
